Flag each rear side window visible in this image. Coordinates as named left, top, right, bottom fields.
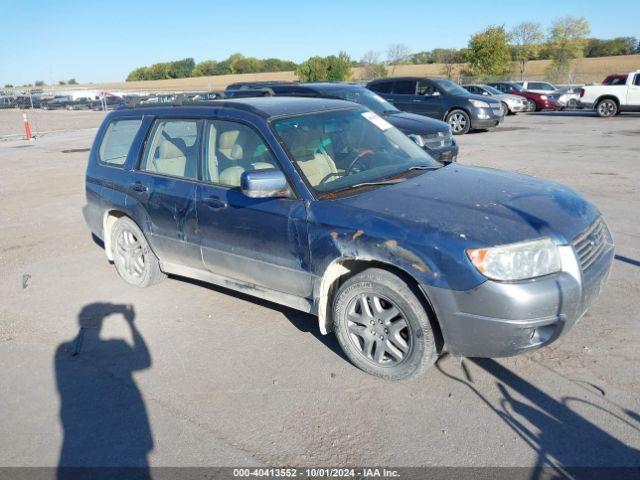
left=369, top=81, right=392, bottom=94
left=141, top=119, right=201, bottom=179
left=634, top=75, right=640, bottom=86
left=392, top=81, right=417, bottom=95
left=98, top=119, right=142, bottom=166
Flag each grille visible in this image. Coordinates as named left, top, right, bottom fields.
left=421, top=131, right=453, bottom=148
left=572, top=217, right=611, bottom=271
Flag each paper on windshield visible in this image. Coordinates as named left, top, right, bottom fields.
left=362, top=111, right=393, bottom=131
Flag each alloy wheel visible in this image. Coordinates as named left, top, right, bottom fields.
left=115, top=229, right=145, bottom=279
left=346, top=293, right=412, bottom=366
left=448, top=113, right=467, bottom=133
left=598, top=100, right=616, bottom=117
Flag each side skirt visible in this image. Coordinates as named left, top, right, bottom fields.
left=161, top=262, right=316, bottom=315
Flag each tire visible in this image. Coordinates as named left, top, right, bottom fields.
left=501, top=102, right=510, bottom=116
left=110, top=217, right=165, bottom=287
left=567, top=99, right=578, bottom=110
left=332, top=268, right=438, bottom=380
left=526, top=99, right=537, bottom=112
left=596, top=98, right=617, bottom=118
left=446, top=109, right=471, bottom=135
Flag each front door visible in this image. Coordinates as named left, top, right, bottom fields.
left=194, top=119, right=313, bottom=298
left=627, top=73, right=640, bottom=106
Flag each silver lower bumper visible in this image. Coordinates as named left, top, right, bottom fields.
left=422, top=245, right=614, bottom=357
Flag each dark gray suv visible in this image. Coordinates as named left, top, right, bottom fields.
left=367, top=77, right=504, bottom=135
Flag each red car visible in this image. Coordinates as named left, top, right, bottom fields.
left=488, top=82, right=562, bottom=111
left=602, top=74, right=628, bottom=85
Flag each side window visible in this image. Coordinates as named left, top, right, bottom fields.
left=634, top=75, right=640, bottom=86
left=370, top=81, right=392, bottom=94
left=417, top=81, right=436, bottom=96
left=203, top=120, right=280, bottom=188
left=98, top=119, right=142, bottom=166
left=392, top=80, right=417, bottom=95
left=141, top=119, right=200, bottom=179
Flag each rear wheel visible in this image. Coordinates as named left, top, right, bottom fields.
left=596, top=99, right=617, bottom=118
left=332, top=268, right=438, bottom=380
left=446, top=109, right=471, bottom=135
left=110, top=217, right=165, bottom=287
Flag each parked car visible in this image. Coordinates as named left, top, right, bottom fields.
left=367, top=77, right=504, bottom=135
left=579, top=70, right=640, bottom=117
left=462, top=84, right=528, bottom=114
left=488, top=82, right=562, bottom=112
left=15, top=95, right=43, bottom=109
left=548, top=86, right=583, bottom=109
left=0, top=96, right=15, bottom=109
left=514, top=81, right=558, bottom=94
left=84, top=98, right=614, bottom=379
left=41, top=96, right=73, bottom=110
left=90, top=96, right=126, bottom=111
left=602, top=74, right=628, bottom=86
left=225, top=82, right=458, bottom=163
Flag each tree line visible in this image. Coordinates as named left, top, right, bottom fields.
left=119, top=18, right=639, bottom=85
left=125, top=54, right=297, bottom=81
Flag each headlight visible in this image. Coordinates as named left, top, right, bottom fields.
left=468, top=99, right=490, bottom=108
left=540, top=95, right=548, bottom=100
left=466, top=238, right=561, bottom=281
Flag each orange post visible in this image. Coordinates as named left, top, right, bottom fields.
left=22, top=110, right=33, bottom=141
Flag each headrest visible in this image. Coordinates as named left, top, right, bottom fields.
left=219, top=130, right=240, bottom=149
left=159, top=140, right=185, bottom=159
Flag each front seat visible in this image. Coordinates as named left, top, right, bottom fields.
left=219, top=140, right=246, bottom=187
left=151, top=139, right=186, bottom=177
left=288, top=127, right=338, bottom=186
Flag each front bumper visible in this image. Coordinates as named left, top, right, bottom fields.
left=421, top=243, right=614, bottom=357
left=425, top=142, right=458, bottom=163
left=538, top=99, right=562, bottom=111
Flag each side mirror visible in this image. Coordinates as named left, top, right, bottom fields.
left=241, top=168, right=290, bottom=198
left=408, top=134, right=425, bottom=147
left=482, top=91, right=489, bottom=96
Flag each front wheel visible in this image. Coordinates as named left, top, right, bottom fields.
left=501, top=102, right=510, bottom=115
left=332, top=268, right=438, bottom=380
left=596, top=99, right=617, bottom=118
left=446, top=109, right=471, bottom=135
left=110, top=217, right=166, bottom=287
left=526, top=99, right=537, bottom=112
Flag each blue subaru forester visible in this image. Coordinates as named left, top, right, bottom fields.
left=84, top=97, right=614, bottom=379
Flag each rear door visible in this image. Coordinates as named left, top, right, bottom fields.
left=127, top=118, right=202, bottom=268
left=194, top=118, right=313, bottom=298
left=387, top=80, right=418, bottom=114
left=627, top=73, right=640, bottom=106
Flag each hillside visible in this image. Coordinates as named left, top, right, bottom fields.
left=24, top=54, right=640, bottom=93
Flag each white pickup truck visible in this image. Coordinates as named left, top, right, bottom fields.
left=579, top=70, right=640, bottom=117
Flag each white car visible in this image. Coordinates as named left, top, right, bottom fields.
left=515, top=81, right=558, bottom=94
left=462, top=84, right=529, bottom=114
left=579, top=70, right=640, bottom=117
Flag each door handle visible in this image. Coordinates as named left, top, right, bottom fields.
left=131, top=182, right=148, bottom=193
left=203, top=195, right=227, bottom=210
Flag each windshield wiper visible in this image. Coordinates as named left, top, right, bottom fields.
left=406, top=165, right=441, bottom=171
left=347, top=178, right=407, bottom=189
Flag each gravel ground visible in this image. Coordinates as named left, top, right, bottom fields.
left=0, top=109, right=638, bottom=472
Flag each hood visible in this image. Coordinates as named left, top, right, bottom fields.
left=335, top=164, right=599, bottom=247
left=466, top=93, right=501, bottom=105
left=384, top=111, right=450, bottom=135
left=497, top=94, right=525, bottom=103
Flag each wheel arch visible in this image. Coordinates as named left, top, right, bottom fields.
left=315, top=257, right=444, bottom=349
left=594, top=95, right=621, bottom=109
left=443, top=105, right=471, bottom=122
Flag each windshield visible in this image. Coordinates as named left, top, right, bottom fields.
left=483, top=85, right=502, bottom=95
left=431, top=79, right=469, bottom=96
left=330, top=87, right=398, bottom=115
left=272, top=108, right=440, bottom=196
left=510, top=83, right=525, bottom=92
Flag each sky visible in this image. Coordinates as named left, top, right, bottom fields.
left=1, top=0, right=638, bottom=86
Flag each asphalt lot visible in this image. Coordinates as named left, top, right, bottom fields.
left=0, top=109, right=639, bottom=471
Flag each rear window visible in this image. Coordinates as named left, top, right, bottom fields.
left=392, top=81, right=416, bottom=95
left=98, top=119, right=142, bottom=166
left=369, top=81, right=392, bottom=94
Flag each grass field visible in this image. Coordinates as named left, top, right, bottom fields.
left=9, top=55, right=640, bottom=93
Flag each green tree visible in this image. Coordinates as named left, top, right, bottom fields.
left=168, top=58, right=195, bottom=78
left=466, top=25, right=513, bottom=77
left=325, top=52, right=352, bottom=81
left=68, top=78, right=78, bottom=85
left=126, top=67, right=149, bottom=81
left=35, top=80, right=45, bottom=86
left=545, top=16, right=590, bottom=81
left=296, top=52, right=351, bottom=82
left=58, top=80, right=66, bottom=85
left=192, top=60, right=218, bottom=76
left=233, top=56, right=261, bottom=74
left=511, top=22, right=544, bottom=80
left=4, top=84, right=13, bottom=88
left=360, top=51, right=388, bottom=80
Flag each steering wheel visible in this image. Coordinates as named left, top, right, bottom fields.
left=344, top=149, right=375, bottom=174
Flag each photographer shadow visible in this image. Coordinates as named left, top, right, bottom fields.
left=55, top=303, right=153, bottom=479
